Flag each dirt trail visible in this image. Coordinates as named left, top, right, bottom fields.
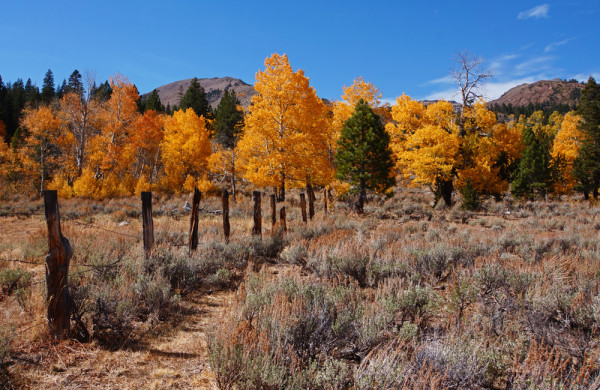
left=24, top=290, right=233, bottom=389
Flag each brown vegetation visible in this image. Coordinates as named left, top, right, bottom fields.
left=0, top=188, right=599, bottom=389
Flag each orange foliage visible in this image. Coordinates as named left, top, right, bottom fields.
left=237, top=53, right=330, bottom=193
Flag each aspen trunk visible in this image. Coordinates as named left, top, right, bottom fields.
left=252, top=191, right=262, bottom=237
left=141, top=192, right=154, bottom=258
left=300, top=193, right=307, bottom=223
left=189, top=188, right=201, bottom=252
left=323, top=188, right=328, bottom=214
left=44, top=190, right=72, bottom=340
left=223, top=189, right=230, bottom=242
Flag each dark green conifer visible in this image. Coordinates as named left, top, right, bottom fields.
left=41, top=69, right=55, bottom=104
left=335, top=99, right=395, bottom=213
left=179, top=78, right=210, bottom=117
left=213, top=89, right=243, bottom=148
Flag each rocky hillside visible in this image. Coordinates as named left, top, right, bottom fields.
left=143, top=77, right=256, bottom=109
left=490, top=79, right=584, bottom=107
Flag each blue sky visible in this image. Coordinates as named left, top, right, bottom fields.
left=1, top=1, right=598, bottom=103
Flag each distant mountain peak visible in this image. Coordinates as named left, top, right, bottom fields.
left=490, top=79, right=584, bottom=108
left=142, top=77, right=256, bottom=108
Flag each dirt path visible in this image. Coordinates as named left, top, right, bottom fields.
left=21, top=290, right=233, bottom=389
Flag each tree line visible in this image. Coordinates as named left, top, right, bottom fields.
left=0, top=54, right=599, bottom=211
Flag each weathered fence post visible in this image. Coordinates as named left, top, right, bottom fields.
left=280, top=206, right=287, bottom=232
left=300, top=193, right=307, bottom=223
left=44, top=190, right=72, bottom=340
left=141, top=191, right=154, bottom=258
left=323, top=188, right=328, bottom=214
left=222, top=189, right=230, bottom=242
left=189, top=188, right=201, bottom=253
left=252, top=191, right=262, bottom=237
left=270, top=194, right=276, bottom=231
left=307, top=183, right=315, bottom=220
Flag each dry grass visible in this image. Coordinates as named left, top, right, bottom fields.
left=1, top=187, right=600, bottom=388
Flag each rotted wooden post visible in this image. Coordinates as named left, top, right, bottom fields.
left=280, top=206, right=287, bottom=232
left=44, top=190, right=72, bottom=340
left=252, top=191, right=262, bottom=237
left=222, top=189, right=230, bottom=242
left=141, top=191, right=154, bottom=258
left=323, top=188, right=328, bottom=214
left=307, top=183, right=315, bottom=220
left=300, top=193, right=307, bottom=223
left=189, top=188, right=201, bottom=253
left=270, top=194, right=276, bottom=231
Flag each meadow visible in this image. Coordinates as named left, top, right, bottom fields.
left=0, top=187, right=599, bottom=389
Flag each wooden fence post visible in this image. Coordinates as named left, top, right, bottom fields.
left=323, top=188, right=328, bottom=214
left=270, top=194, right=276, bottom=231
left=252, top=191, right=262, bottom=237
left=222, top=189, right=230, bottom=242
left=141, top=191, right=154, bottom=258
left=300, top=193, right=307, bottom=223
left=307, top=183, right=315, bottom=220
left=189, top=188, right=201, bottom=252
left=280, top=206, right=287, bottom=232
left=44, top=190, right=72, bottom=340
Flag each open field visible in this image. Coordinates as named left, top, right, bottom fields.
left=0, top=188, right=599, bottom=389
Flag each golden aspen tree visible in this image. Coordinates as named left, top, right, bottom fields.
left=58, top=76, right=101, bottom=180
left=20, top=106, right=63, bottom=197
left=237, top=53, right=329, bottom=200
left=161, top=108, right=212, bottom=193
left=552, top=112, right=583, bottom=193
left=387, top=97, right=459, bottom=199
left=124, top=110, right=165, bottom=193
left=87, top=74, right=140, bottom=197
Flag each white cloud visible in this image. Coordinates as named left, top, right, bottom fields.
left=423, top=76, right=540, bottom=102
left=514, top=56, right=555, bottom=75
left=380, top=98, right=398, bottom=106
left=518, top=4, right=550, bottom=19
left=544, top=38, right=574, bottom=52
left=568, top=72, right=600, bottom=82
left=422, top=75, right=454, bottom=85
left=489, top=54, right=519, bottom=74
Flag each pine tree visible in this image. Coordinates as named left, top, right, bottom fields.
left=41, top=69, right=56, bottom=104
left=25, top=78, right=40, bottom=107
left=179, top=78, right=210, bottom=118
left=66, top=70, right=84, bottom=96
left=335, top=99, right=395, bottom=213
left=144, top=89, right=164, bottom=113
left=91, top=81, right=112, bottom=103
left=573, top=77, right=600, bottom=198
left=511, top=126, right=553, bottom=198
left=213, top=88, right=243, bottom=148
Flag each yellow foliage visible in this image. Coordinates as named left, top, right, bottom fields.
left=329, top=179, right=351, bottom=196
left=237, top=53, right=330, bottom=192
left=73, top=168, right=101, bottom=199
left=161, top=108, right=212, bottom=193
left=552, top=112, right=583, bottom=193
left=47, top=175, right=74, bottom=199
left=124, top=110, right=164, bottom=185
left=19, top=106, right=63, bottom=194
left=90, top=74, right=140, bottom=176
left=390, top=95, right=515, bottom=195
left=135, top=173, right=153, bottom=194
left=400, top=124, right=460, bottom=187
